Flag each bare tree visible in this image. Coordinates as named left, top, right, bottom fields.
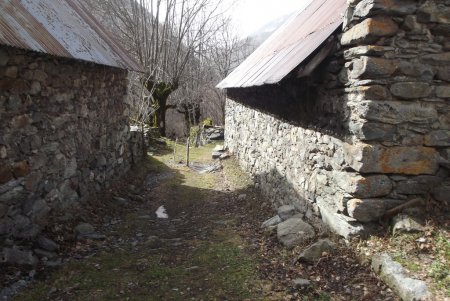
left=81, top=0, right=255, bottom=135
left=83, top=0, right=227, bottom=136
left=167, top=16, right=255, bottom=130
left=201, top=17, right=255, bottom=125
left=208, top=17, right=252, bottom=78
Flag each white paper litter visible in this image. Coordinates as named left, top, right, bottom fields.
left=156, top=205, right=169, bottom=219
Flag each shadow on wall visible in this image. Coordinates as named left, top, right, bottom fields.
left=245, top=165, right=449, bottom=238
left=248, top=165, right=368, bottom=235
left=225, top=91, right=449, bottom=237
left=226, top=38, right=350, bottom=141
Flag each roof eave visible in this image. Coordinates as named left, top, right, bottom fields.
left=216, top=0, right=347, bottom=90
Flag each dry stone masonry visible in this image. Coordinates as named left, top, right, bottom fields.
left=0, top=46, right=143, bottom=243
left=225, top=0, right=449, bottom=237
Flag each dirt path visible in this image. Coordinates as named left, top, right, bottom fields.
left=13, top=141, right=398, bottom=301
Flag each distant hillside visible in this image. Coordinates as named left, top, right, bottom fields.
left=226, top=12, right=294, bottom=78
left=246, top=12, right=294, bottom=48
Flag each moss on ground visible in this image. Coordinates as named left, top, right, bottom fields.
left=17, top=233, right=259, bottom=301
left=429, top=233, right=450, bottom=296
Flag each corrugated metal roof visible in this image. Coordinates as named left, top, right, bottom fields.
left=217, top=0, right=347, bottom=89
left=0, top=0, right=143, bottom=72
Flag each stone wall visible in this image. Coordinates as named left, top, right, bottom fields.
left=0, top=46, right=143, bottom=241
left=225, top=100, right=343, bottom=210
left=340, top=0, right=449, bottom=224
left=225, top=0, right=449, bottom=237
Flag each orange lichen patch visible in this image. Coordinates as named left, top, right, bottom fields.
left=11, top=160, right=31, bottom=178
left=358, top=177, right=378, bottom=196
left=341, top=17, right=398, bottom=45
left=367, top=17, right=399, bottom=36
left=9, top=114, right=32, bottom=129
left=0, top=79, right=29, bottom=93
left=378, top=146, right=439, bottom=175
left=345, top=143, right=439, bottom=175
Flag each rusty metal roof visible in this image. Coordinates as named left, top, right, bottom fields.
left=217, top=0, right=347, bottom=89
left=0, top=0, right=143, bottom=72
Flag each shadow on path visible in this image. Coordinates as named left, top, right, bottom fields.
left=13, top=143, right=273, bottom=301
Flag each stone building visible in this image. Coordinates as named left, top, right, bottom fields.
left=218, top=0, right=449, bottom=237
left=0, top=0, right=143, bottom=241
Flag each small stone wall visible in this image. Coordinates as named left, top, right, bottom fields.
left=225, top=0, right=449, bottom=237
left=0, top=46, right=143, bottom=241
left=226, top=99, right=369, bottom=237
left=225, top=100, right=344, bottom=212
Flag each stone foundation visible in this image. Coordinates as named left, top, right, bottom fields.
left=0, top=46, right=143, bottom=241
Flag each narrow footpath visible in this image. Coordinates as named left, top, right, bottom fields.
left=14, top=141, right=398, bottom=301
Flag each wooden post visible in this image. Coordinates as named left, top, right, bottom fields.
left=194, top=130, right=199, bottom=147
left=173, top=138, right=178, bottom=163
left=140, top=123, right=146, bottom=156
left=186, top=138, right=190, bottom=167
left=383, top=198, right=423, bottom=218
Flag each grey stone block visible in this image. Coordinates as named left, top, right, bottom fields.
left=37, top=236, right=59, bottom=252
left=297, top=239, right=337, bottom=263
left=372, top=253, right=432, bottom=301
left=277, top=216, right=315, bottom=249
left=261, top=215, right=282, bottom=228
left=277, top=205, right=297, bottom=221
left=319, top=205, right=365, bottom=239
left=1, top=246, right=38, bottom=266
left=347, top=198, right=386, bottom=222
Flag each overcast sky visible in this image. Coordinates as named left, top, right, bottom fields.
left=230, top=0, right=313, bottom=37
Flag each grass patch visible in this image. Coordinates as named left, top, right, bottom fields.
left=146, top=155, right=171, bottom=173
left=15, top=251, right=183, bottom=301
left=429, top=233, right=450, bottom=296
left=188, top=233, right=259, bottom=299
left=358, top=223, right=450, bottom=299
left=222, top=159, right=253, bottom=191
left=150, top=140, right=220, bottom=206
left=155, top=138, right=219, bottom=164
left=392, top=253, right=421, bottom=273
left=17, top=233, right=260, bottom=300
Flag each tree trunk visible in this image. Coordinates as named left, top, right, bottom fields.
left=145, top=79, right=177, bottom=137
left=159, top=105, right=167, bottom=137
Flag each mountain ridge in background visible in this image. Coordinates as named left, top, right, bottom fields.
left=245, top=12, right=295, bottom=48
